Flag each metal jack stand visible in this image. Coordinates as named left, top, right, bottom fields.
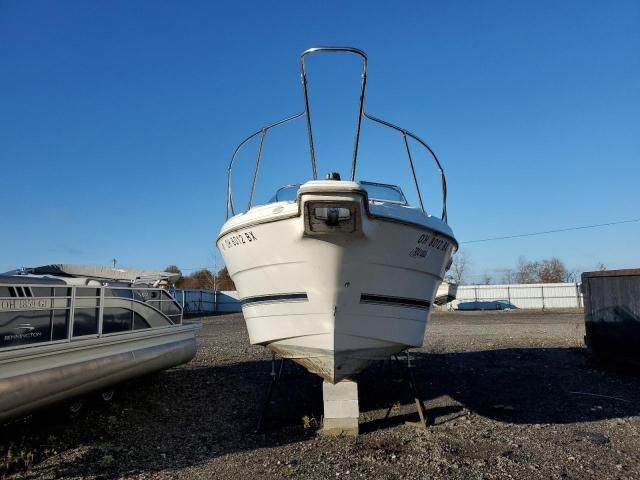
left=256, top=353, right=285, bottom=431
left=384, top=351, right=429, bottom=430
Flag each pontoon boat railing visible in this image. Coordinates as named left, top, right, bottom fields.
left=0, top=284, right=184, bottom=352
left=225, top=46, right=448, bottom=223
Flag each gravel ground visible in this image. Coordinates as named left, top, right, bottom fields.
left=2, top=311, right=640, bottom=479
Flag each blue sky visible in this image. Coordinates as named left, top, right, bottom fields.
left=1, top=0, right=638, bottom=282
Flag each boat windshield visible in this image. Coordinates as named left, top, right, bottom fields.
left=269, top=184, right=301, bottom=203
left=360, top=182, right=407, bottom=204
left=268, top=181, right=407, bottom=205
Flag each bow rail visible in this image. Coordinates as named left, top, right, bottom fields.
left=225, top=46, right=448, bottom=223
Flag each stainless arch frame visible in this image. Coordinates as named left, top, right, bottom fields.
left=225, top=47, right=448, bottom=223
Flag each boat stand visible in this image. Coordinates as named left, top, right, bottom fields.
left=384, top=352, right=430, bottom=430
left=257, top=352, right=429, bottom=433
left=256, top=353, right=285, bottom=432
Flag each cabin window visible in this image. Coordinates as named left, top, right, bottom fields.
left=0, top=311, right=52, bottom=348
left=72, top=308, right=99, bottom=337
left=102, top=307, right=133, bottom=334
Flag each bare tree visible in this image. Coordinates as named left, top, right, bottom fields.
left=164, top=265, right=184, bottom=286
left=501, top=268, right=516, bottom=284
left=563, top=268, right=580, bottom=283
left=164, top=265, right=182, bottom=274
left=481, top=272, right=492, bottom=285
left=169, top=266, right=236, bottom=291
left=538, top=257, right=567, bottom=283
left=515, top=257, right=571, bottom=283
left=214, top=266, right=236, bottom=291
left=515, top=257, right=540, bottom=283
left=180, top=269, right=216, bottom=290
left=596, top=262, right=607, bottom=271
left=447, top=250, right=470, bottom=285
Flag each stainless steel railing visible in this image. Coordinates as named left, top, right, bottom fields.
left=225, top=46, right=448, bottom=223
left=226, top=112, right=305, bottom=216
left=0, top=284, right=184, bottom=352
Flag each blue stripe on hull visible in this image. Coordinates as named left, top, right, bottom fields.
left=240, top=293, right=308, bottom=306
left=360, top=294, right=430, bottom=310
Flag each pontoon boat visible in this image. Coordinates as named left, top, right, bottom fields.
left=0, top=264, right=200, bottom=421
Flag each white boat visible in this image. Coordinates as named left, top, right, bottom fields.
left=0, top=265, right=200, bottom=422
left=434, top=281, right=459, bottom=306
left=217, top=47, right=457, bottom=383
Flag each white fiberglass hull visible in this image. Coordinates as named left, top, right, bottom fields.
left=218, top=181, right=456, bottom=383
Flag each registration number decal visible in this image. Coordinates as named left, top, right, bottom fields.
left=409, top=233, right=450, bottom=258
left=0, top=298, right=51, bottom=310
left=220, top=230, right=258, bottom=250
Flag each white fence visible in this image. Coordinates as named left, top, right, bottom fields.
left=174, top=283, right=583, bottom=315
left=171, top=289, right=242, bottom=315
left=448, top=283, right=584, bottom=310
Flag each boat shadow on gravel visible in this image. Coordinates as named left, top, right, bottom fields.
left=2, top=347, right=640, bottom=479
left=359, top=347, right=640, bottom=431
